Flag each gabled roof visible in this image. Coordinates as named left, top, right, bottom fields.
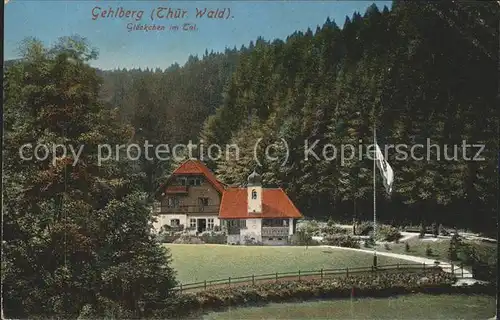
left=169, top=160, right=225, bottom=194
left=219, top=188, right=303, bottom=219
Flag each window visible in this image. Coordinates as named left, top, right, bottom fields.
left=198, top=197, right=209, bottom=206
left=178, top=177, right=187, bottom=186
left=207, top=218, right=214, bottom=230
left=153, top=201, right=161, bottom=213
left=251, top=189, right=257, bottom=199
left=195, top=178, right=201, bottom=186
left=189, top=219, right=196, bottom=228
left=167, top=197, right=180, bottom=208
left=170, top=219, right=180, bottom=227
left=240, top=220, right=247, bottom=229
left=189, top=178, right=195, bottom=186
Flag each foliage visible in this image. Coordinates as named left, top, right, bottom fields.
left=323, top=234, right=360, bottom=248
left=200, top=231, right=227, bottom=244
left=354, top=221, right=373, bottom=236
left=448, top=234, right=461, bottom=261
left=321, top=225, right=348, bottom=236
left=425, top=244, right=433, bottom=256
left=376, top=225, right=402, bottom=242
left=419, top=223, right=426, bottom=238
left=2, top=37, right=177, bottom=319
left=432, top=223, right=439, bottom=238
left=159, top=270, right=462, bottom=318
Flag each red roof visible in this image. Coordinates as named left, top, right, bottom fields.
left=219, top=188, right=303, bottom=219
left=170, top=160, right=225, bottom=194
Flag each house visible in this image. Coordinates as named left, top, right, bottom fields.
left=153, top=160, right=303, bottom=245
left=152, top=160, right=224, bottom=233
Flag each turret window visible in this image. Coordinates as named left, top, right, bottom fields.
left=251, top=189, right=257, bottom=199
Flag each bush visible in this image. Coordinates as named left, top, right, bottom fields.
left=431, top=223, right=438, bottom=238
left=163, top=270, right=460, bottom=318
left=364, top=237, right=375, bottom=248
left=419, top=223, right=426, bottom=238
left=354, top=221, right=373, bottom=236
left=405, top=242, right=410, bottom=252
left=173, top=234, right=205, bottom=244
left=326, top=218, right=336, bottom=227
left=321, top=225, right=347, bottom=236
left=290, top=230, right=319, bottom=246
left=438, top=224, right=449, bottom=236
left=376, top=225, right=402, bottom=242
left=159, top=232, right=182, bottom=243
left=384, top=243, right=391, bottom=250
left=200, top=231, right=227, bottom=244
left=323, top=234, right=360, bottom=248
left=425, top=244, right=433, bottom=256
left=448, top=233, right=461, bottom=261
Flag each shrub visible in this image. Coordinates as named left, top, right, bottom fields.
left=159, top=231, right=182, bottom=243
left=405, top=242, right=410, bottom=252
left=438, top=224, right=449, bottom=236
left=290, top=230, right=319, bottom=246
left=200, top=231, right=227, bottom=244
left=323, top=234, right=360, bottom=248
left=212, top=225, right=221, bottom=232
left=173, top=234, right=205, bottom=244
left=164, top=270, right=460, bottom=318
left=376, top=225, right=402, bottom=242
left=364, top=237, right=375, bottom=248
left=354, top=221, right=373, bottom=236
left=326, top=218, right=336, bottom=227
left=419, top=223, right=426, bottom=238
left=448, top=234, right=461, bottom=261
left=384, top=243, right=391, bottom=250
left=425, top=244, right=433, bottom=256
left=431, top=223, right=438, bottom=238
left=321, top=225, right=347, bottom=236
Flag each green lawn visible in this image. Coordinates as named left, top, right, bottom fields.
left=164, top=244, right=411, bottom=284
left=203, top=294, right=496, bottom=320
left=377, top=237, right=496, bottom=264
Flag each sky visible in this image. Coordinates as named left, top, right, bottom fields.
left=5, top=1, right=392, bottom=70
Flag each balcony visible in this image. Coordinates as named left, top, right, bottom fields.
left=261, top=227, right=289, bottom=237
left=161, top=205, right=219, bottom=214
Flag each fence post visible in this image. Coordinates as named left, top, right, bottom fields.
left=423, top=262, right=426, bottom=270
left=397, top=263, right=399, bottom=269
left=298, top=270, right=301, bottom=281
left=228, top=277, right=231, bottom=287
left=321, top=268, right=323, bottom=279
left=451, top=263, right=454, bottom=275
left=252, top=274, right=255, bottom=285
left=276, top=272, right=278, bottom=282
left=204, top=280, right=207, bottom=290
left=346, top=267, right=349, bottom=277
left=180, top=284, right=183, bottom=293
left=461, top=263, right=464, bottom=278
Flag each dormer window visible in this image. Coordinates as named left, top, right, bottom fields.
left=251, top=189, right=257, bottom=199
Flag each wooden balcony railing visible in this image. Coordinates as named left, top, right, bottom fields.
left=261, top=227, right=289, bottom=237
left=160, top=205, right=219, bottom=214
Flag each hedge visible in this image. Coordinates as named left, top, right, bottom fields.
left=151, top=269, right=494, bottom=319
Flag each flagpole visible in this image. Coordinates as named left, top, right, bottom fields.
left=373, top=119, right=377, bottom=268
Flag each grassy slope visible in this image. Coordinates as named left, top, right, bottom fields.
left=165, top=244, right=411, bottom=283
left=203, top=294, right=495, bottom=320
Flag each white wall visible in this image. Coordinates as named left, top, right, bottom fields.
left=152, top=214, right=188, bottom=232
left=240, top=218, right=262, bottom=243
left=247, top=186, right=262, bottom=213
left=186, top=215, right=220, bottom=228
left=289, top=218, right=294, bottom=235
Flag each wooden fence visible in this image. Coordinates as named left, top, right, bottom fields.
left=174, top=262, right=464, bottom=293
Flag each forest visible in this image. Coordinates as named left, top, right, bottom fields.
left=2, top=1, right=498, bottom=317
left=98, top=1, right=498, bottom=232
